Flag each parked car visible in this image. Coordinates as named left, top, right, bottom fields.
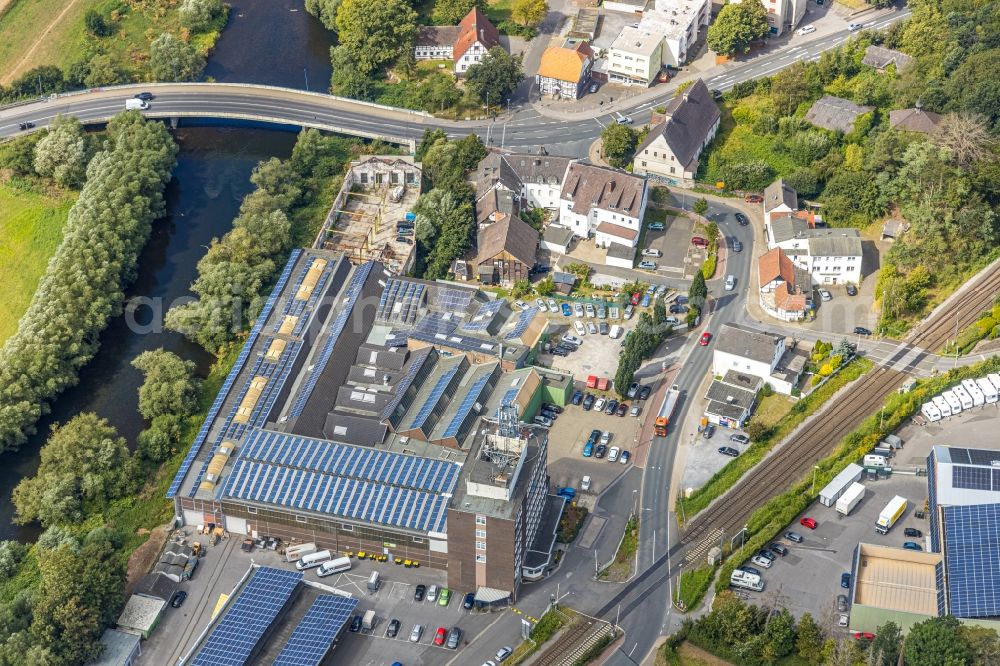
left=837, top=594, right=849, bottom=612
left=551, top=347, right=569, bottom=357
left=718, top=446, right=740, bottom=457
left=841, top=573, right=851, bottom=589
left=496, top=646, right=513, bottom=662
left=757, top=549, right=776, bottom=562
left=433, top=627, right=447, bottom=646
left=735, top=213, right=749, bottom=226
left=638, top=385, right=652, bottom=400
left=535, top=299, right=548, bottom=311
left=410, top=624, right=424, bottom=642
left=639, top=260, right=658, bottom=271
left=583, top=442, right=594, bottom=457
left=699, top=332, right=712, bottom=346
left=640, top=294, right=651, bottom=307
left=770, top=543, right=789, bottom=556
left=171, top=591, right=187, bottom=608
left=387, top=618, right=401, bottom=637
left=605, top=399, right=619, bottom=415
left=447, top=626, right=462, bottom=649
left=730, top=433, right=750, bottom=445
left=642, top=248, right=662, bottom=257
left=725, top=275, right=736, bottom=291
left=838, top=614, right=850, bottom=628
left=608, top=447, right=621, bottom=462
left=751, top=555, right=773, bottom=568
left=588, top=430, right=601, bottom=446
left=463, top=592, right=476, bottom=609
left=702, top=424, right=716, bottom=439
left=581, top=475, right=592, bottom=491
left=904, top=528, right=923, bottom=538
left=585, top=303, right=596, bottom=317
left=572, top=390, right=584, bottom=405
left=846, top=284, right=858, bottom=296
left=740, top=566, right=761, bottom=576
left=854, top=327, right=872, bottom=336
left=574, top=302, right=584, bottom=317
left=597, top=304, right=607, bottom=318
left=691, top=236, right=708, bottom=247
left=587, top=321, right=598, bottom=334
left=669, top=304, right=688, bottom=314
left=616, top=402, right=628, bottom=417
left=582, top=394, right=595, bottom=410
left=797, top=24, right=816, bottom=35
left=785, top=531, right=804, bottom=543
left=574, top=320, right=586, bottom=335
left=533, top=415, right=552, bottom=427
left=561, top=302, right=572, bottom=316
left=744, top=194, right=763, bottom=204
left=629, top=404, right=641, bottom=417
left=630, top=292, right=642, bottom=305
left=620, top=450, right=631, bottom=464
left=676, top=295, right=688, bottom=304
left=589, top=82, right=599, bottom=93
left=595, top=444, right=607, bottom=459
left=514, top=300, right=529, bottom=310
left=818, top=289, right=832, bottom=301
left=562, top=333, right=583, bottom=347
left=627, top=382, right=640, bottom=398
left=415, top=584, right=426, bottom=601
left=649, top=222, right=665, bottom=231
left=903, top=542, right=923, bottom=551
left=800, top=517, right=818, bottom=529
left=427, top=585, right=439, bottom=602
left=350, top=615, right=363, bottom=632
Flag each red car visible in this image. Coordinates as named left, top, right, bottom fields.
left=699, top=332, right=712, bottom=346
left=691, top=236, right=708, bottom=247
left=853, top=632, right=875, bottom=641
left=433, top=627, right=447, bottom=646
left=800, top=517, right=818, bottom=529
left=744, top=194, right=763, bottom=204
left=630, top=292, right=642, bottom=306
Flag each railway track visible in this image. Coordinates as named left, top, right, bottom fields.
left=531, top=618, right=601, bottom=666
left=907, top=261, right=1000, bottom=352
left=681, top=366, right=903, bottom=549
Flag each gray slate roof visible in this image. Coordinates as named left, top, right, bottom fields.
left=543, top=224, right=574, bottom=248
left=889, top=108, right=942, bottom=134
left=705, top=380, right=757, bottom=410
left=808, top=232, right=863, bottom=257
left=636, top=79, right=720, bottom=169
left=715, top=323, right=782, bottom=364
left=764, top=179, right=797, bottom=213
left=560, top=162, right=645, bottom=216
left=862, top=45, right=913, bottom=71
left=805, top=95, right=874, bottom=133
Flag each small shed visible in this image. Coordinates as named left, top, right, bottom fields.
left=89, top=629, right=142, bottom=666
left=805, top=96, right=874, bottom=134
left=116, top=594, right=166, bottom=640
left=552, top=271, right=577, bottom=294
left=541, top=225, right=574, bottom=254
left=605, top=243, right=635, bottom=269
left=881, top=219, right=909, bottom=241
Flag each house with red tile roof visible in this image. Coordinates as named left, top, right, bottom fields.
left=758, top=247, right=810, bottom=322
left=414, top=8, right=503, bottom=76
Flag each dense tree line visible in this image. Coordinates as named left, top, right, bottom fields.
left=167, top=128, right=358, bottom=351
left=411, top=129, right=486, bottom=279
left=615, top=288, right=671, bottom=397
left=0, top=112, right=178, bottom=452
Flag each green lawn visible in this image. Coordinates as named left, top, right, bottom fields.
left=0, top=181, right=75, bottom=345
left=753, top=393, right=794, bottom=427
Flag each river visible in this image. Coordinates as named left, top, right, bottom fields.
left=0, top=1, right=335, bottom=541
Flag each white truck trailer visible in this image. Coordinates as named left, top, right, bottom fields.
left=836, top=482, right=866, bottom=516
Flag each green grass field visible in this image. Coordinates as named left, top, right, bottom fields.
left=0, top=181, right=75, bottom=345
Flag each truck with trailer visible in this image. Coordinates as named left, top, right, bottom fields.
left=654, top=389, right=682, bottom=437
left=837, top=482, right=866, bottom=515
left=876, top=496, right=907, bottom=534
left=730, top=570, right=764, bottom=592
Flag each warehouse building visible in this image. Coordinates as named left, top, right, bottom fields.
left=168, top=251, right=560, bottom=602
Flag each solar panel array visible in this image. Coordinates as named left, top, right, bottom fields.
left=407, top=328, right=498, bottom=355
left=168, top=250, right=301, bottom=498
left=414, top=311, right=458, bottom=337
left=272, top=595, right=359, bottom=666
left=948, top=447, right=1000, bottom=466
left=220, top=431, right=457, bottom=533
left=191, top=566, right=302, bottom=666
left=436, top=286, right=474, bottom=311
left=442, top=372, right=493, bottom=439
left=289, top=262, right=375, bottom=418
left=501, top=387, right=519, bottom=406
left=273, top=257, right=334, bottom=337
left=952, top=465, right=1000, bottom=492
left=505, top=307, right=538, bottom=340
left=237, top=429, right=460, bottom=493
left=944, top=503, right=1000, bottom=618
left=380, top=349, right=430, bottom=420
left=462, top=299, right=504, bottom=332
left=405, top=364, right=461, bottom=431
left=376, top=278, right=425, bottom=324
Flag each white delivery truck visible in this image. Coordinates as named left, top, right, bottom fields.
left=976, top=378, right=998, bottom=404
left=125, top=98, right=149, bottom=110
left=296, top=549, right=333, bottom=571
left=837, top=482, right=866, bottom=516
left=962, top=379, right=985, bottom=406
left=876, top=496, right=907, bottom=535
left=953, top=385, right=974, bottom=410
left=730, top=570, right=764, bottom=592
left=921, top=401, right=942, bottom=423
left=942, top=390, right=963, bottom=414
left=933, top=395, right=953, bottom=417
left=317, top=556, right=352, bottom=577
left=362, top=610, right=377, bottom=631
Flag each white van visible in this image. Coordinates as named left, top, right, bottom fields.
left=609, top=325, right=623, bottom=339
left=367, top=570, right=381, bottom=592
left=863, top=454, right=888, bottom=468
left=942, top=390, right=963, bottom=414
left=125, top=98, right=149, bottom=110
left=933, top=395, right=953, bottom=417
left=317, top=556, right=352, bottom=577
left=296, top=549, right=333, bottom=570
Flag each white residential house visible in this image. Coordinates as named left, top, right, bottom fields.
left=713, top=323, right=802, bottom=395
left=608, top=27, right=665, bottom=87
left=730, top=0, right=806, bottom=36
left=558, top=162, right=648, bottom=248
left=413, top=8, right=502, bottom=76
left=632, top=79, right=720, bottom=188
left=640, top=0, right=712, bottom=68
left=763, top=179, right=797, bottom=223
left=475, top=152, right=573, bottom=212
left=766, top=215, right=863, bottom=286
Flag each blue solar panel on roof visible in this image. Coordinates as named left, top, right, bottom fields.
left=442, top=374, right=492, bottom=438
left=438, top=286, right=474, bottom=310
left=190, top=566, right=302, bottom=666
left=501, top=387, right=519, bottom=406
left=953, top=465, right=993, bottom=491
left=272, top=595, right=358, bottom=666
left=944, top=503, right=1000, bottom=618
left=505, top=307, right=538, bottom=340
left=462, top=299, right=503, bottom=331
left=406, top=364, right=460, bottom=431
left=167, top=251, right=300, bottom=498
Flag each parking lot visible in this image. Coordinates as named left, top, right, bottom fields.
left=642, top=213, right=695, bottom=275
left=747, top=400, right=1000, bottom=632
left=679, top=418, right=753, bottom=490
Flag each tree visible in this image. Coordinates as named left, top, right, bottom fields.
left=412, top=188, right=474, bottom=279
left=33, top=115, right=89, bottom=188
left=179, top=0, right=224, bottom=32
left=511, top=0, right=547, bottom=27
left=933, top=112, right=996, bottom=168
left=536, top=276, right=554, bottom=296
left=12, top=413, right=137, bottom=526
left=868, top=621, right=903, bottom=666
left=0, top=541, right=28, bottom=579
left=335, top=0, right=417, bottom=76
left=305, top=0, right=341, bottom=30
left=433, top=0, right=483, bottom=25
left=132, top=349, right=201, bottom=420
left=149, top=32, right=205, bottom=82
left=693, top=197, right=708, bottom=216
left=330, top=46, right=374, bottom=100
left=511, top=279, right=532, bottom=298
left=706, top=0, right=770, bottom=56
left=84, top=9, right=113, bottom=37
left=83, top=53, right=124, bottom=87
left=601, top=123, right=637, bottom=168
left=465, top=47, right=524, bottom=106
left=904, top=616, right=970, bottom=666
left=689, top=270, right=707, bottom=303
left=770, top=62, right=816, bottom=116
left=743, top=420, right=771, bottom=442
left=959, top=624, right=1000, bottom=666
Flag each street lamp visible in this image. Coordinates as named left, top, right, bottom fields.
left=812, top=465, right=820, bottom=494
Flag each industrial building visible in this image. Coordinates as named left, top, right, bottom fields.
left=168, top=250, right=568, bottom=602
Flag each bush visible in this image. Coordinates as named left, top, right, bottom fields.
left=701, top=254, right=717, bottom=279
left=0, top=541, right=28, bottom=579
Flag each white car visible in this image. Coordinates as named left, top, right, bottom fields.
left=574, top=320, right=586, bottom=335
left=574, top=302, right=584, bottom=317
left=586, top=321, right=597, bottom=334
left=797, top=24, right=816, bottom=35
left=496, top=646, right=513, bottom=662
left=638, top=260, right=658, bottom=270
left=581, top=475, right=592, bottom=491
left=562, top=333, right=583, bottom=346
left=594, top=398, right=607, bottom=412
left=533, top=415, right=552, bottom=427
left=410, top=624, right=424, bottom=642
left=818, top=288, right=832, bottom=302
left=641, top=248, right=662, bottom=257
left=608, top=446, right=620, bottom=462
left=514, top=300, right=529, bottom=310
left=614, top=111, right=633, bottom=124
left=751, top=555, right=773, bottom=568
left=547, top=298, right=558, bottom=310
left=600, top=431, right=611, bottom=445
left=725, top=275, right=736, bottom=291
left=664, top=316, right=680, bottom=325
left=847, top=22, right=863, bottom=31
left=585, top=303, right=596, bottom=317
left=535, top=298, right=548, bottom=312
left=838, top=614, right=849, bottom=628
